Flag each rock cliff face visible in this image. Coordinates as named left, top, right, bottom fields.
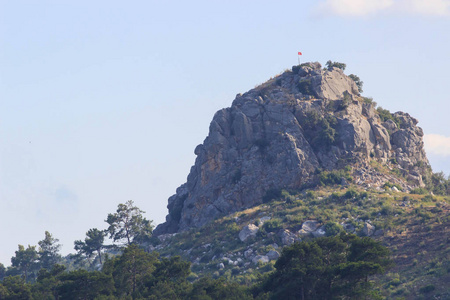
left=154, top=62, right=430, bottom=235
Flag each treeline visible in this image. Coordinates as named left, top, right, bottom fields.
left=0, top=200, right=153, bottom=283
left=0, top=200, right=393, bottom=299
left=0, top=234, right=393, bottom=299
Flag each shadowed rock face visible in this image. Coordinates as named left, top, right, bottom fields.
left=154, top=62, right=429, bottom=235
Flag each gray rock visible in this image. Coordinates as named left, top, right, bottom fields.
left=252, top=255, right=270, bottom=264
left=342, top=223, right=355, bottom=233
left=363, top=223, right=375, bottom=236
left=310, top=67, right=360, bottom=100
left=312, top=226, right=326, bottom=238
left=244, top=249, right=253, bottom=259
left=298, top=229, right=311, bottom=237
left=301, top=220, right=320, bottom=232
left=239, top=224, right=259, bottom=242
left=280, top=229, right=300, bottom=245
left=218, top=263, right=225, bottom=269
left=259, top=216, right=271, bottom=225
left=266, top=250, right=280, bottom=261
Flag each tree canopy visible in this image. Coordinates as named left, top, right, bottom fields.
left=258, top=234, right=393, bottom=300
left=106, top=200, right=153, bottom=246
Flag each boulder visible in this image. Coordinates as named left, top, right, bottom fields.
left=259, top=216, right=271, bottom=225
left=298, top=229, right=311, bottom=237
left=267, top=250, right=280, bottom=261
left=252, top=255, right=270, bottom=264
left=301, top=220, right=320, bottom=232
left=280, top=229, right=300, bottom=245
left=363, top=222, right=375, bottom=236
left=312, top=226, right=326, bottom=238
left=239, top=224, right=259, bottom=242
left=342, top=223, right=355, bottom=233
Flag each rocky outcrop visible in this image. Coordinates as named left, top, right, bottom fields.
left=238, top=224, right=259, bottom=242
left=154, top=62, right=430, bottom=235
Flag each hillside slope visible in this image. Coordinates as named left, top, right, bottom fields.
left=152, top=186, right=450, bottom=299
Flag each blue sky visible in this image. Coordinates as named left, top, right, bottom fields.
left=1, top=0, right=449, bottom=265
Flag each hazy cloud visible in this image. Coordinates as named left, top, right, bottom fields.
left=316, top=0, right=450, bottom=16
left=424, top=134, right=450, bottom=156
left=316, top=0, right=394, bottom=16
left=399, top=0, right=450, bottom=16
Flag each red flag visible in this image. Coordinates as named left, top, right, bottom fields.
left=298, top=52, right=302, bottom=55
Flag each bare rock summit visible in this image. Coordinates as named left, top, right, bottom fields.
left=154, top=62, right=430, bottom=235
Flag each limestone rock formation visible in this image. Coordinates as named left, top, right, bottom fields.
left=154, top=62, right=430, bottom=235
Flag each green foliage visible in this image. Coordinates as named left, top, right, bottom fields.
left=11, top=245, right=40, bottom=283
left=325, top=60, right=346, bottom=71
left=262, top=219, right=282, bottom=233
left=348, top=74, right=363, bottom=93
left=324, top=222, right=343, bottom=236
left=344, top=188, right=359, bottom=199
left=297, top=79, right=313, bottom=95
left=259, top=235, right=393, bottom=299
left=0, top=263, right=5, bottom=281
left=57, top=270, right=115, bottom=299
left=291, top=63, right=313, bottom=74
left=74, top=228, right=107, bottom=266
left=363, top=97, right=376, bottom=106
left=0, top=276, right=32, bottom=299
left=262, top=189, right=282, bottom=203
left=106, top=200, right=153, bottom=247
left=339, top=91, right=352, bottom=110
left=419, top=284, right=435, bottom=294
left=103, top=244, right=158, bottom=298
left=300, top=111, right=338, bottom=150
left=382, top=182, right=402, bottom=191
left=427, top=171, right=450, bottom=195
left=38, top=231, right=61, bottom=271
left=190, top=277, right=252, bottom=299
left=376, top=107, right=401, bottom=127
left=318, top=169, right=352, bottom=186
left=410, top=187, right=428, bottom=195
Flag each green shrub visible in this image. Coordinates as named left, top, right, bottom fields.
left=348, top=74, right=363, bottom=93
left=419, top=285, right=435, bottom=294
left=381, top=205, right=393, bottom=216
left=363, top=97, right=376, bottom=106
left=318, top=169, right=352, bottom=186
left=376, top=107, right=402, bottom=127
left=325, top=60, right=346, bottom=71
left=292, top=63, right=312, bottom=74
left=297, top=79, right=313, bottom=95
left=324, top=222, right=343, bottom=236
left=300, top=112, right=338, bottom=150
left=263, top=219, right=283, bottom=233
left=344, top=189, right=358, bottom=199
left=306, top=190, right=315, bottom=200
left=410, top=187, right=428, bottom=195
left=383, top=182, right=402, bottom=191
left=263, top=189, right=282, bottom=203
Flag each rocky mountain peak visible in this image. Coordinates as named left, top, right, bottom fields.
left=154, top=62, right=430, bottom=235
